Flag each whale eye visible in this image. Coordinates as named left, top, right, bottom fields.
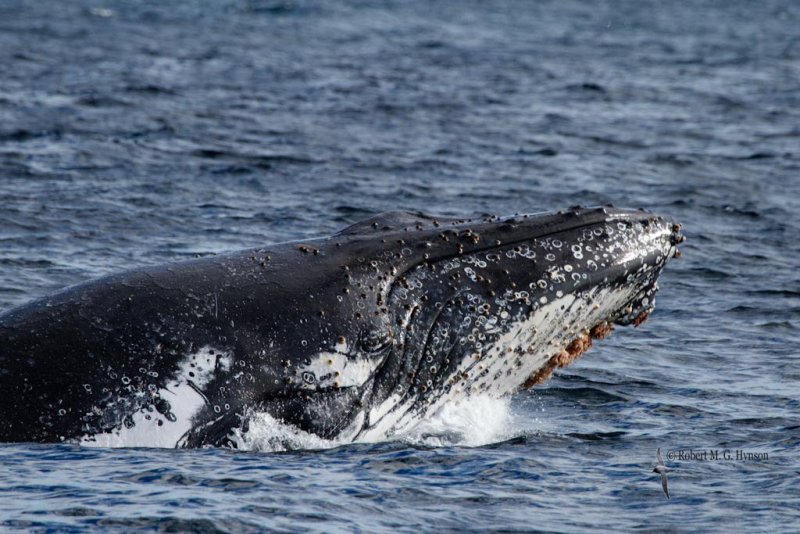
left=301, top=371, right=316, bottom=384
left=359, top=330, right=392, bottom=354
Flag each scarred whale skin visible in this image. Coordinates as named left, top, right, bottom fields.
left=0, top=206, right=683, bottom=447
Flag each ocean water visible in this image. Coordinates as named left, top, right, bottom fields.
left=1, top=0, right=799, bottom=531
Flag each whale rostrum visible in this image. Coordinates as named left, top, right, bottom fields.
left=0, top=206, right=683, bottom=448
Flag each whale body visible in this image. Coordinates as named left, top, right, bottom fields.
left=0, top=206, right=683, bottom=447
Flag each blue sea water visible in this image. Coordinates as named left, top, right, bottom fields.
left=1, top=0, right=799, bottom=531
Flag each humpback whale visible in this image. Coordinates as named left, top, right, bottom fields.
left=0, top=206, right=683, bottom=448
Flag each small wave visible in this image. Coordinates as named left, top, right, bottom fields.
left=564, top=431, right=626, bottom=441
left=540, top=386, right=629, bottom=404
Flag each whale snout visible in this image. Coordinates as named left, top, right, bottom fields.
left=589, top=210, right=683, bottom=327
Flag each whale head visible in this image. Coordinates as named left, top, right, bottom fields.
left=0, top=205, right=682, bottom=448
left=252, top=206, right=683, bottom=444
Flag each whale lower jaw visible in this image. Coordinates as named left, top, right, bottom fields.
left=354, top=283, right=651, bottom=443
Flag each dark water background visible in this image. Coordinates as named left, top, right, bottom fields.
left=1, top=0, right=799, bottom=531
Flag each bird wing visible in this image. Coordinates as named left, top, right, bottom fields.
left=661, top=472, right=670, bottom=499
left=657, top=448, right=664, bottom=465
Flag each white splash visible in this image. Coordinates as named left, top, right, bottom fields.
left=398, top=395, right=514, bottom=447
left=231, top=395, right=519, bottom=452
left=229, top=411, right=341, bottom=452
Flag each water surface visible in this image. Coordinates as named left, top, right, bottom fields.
left=1, top=0, right=798, bottom=531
